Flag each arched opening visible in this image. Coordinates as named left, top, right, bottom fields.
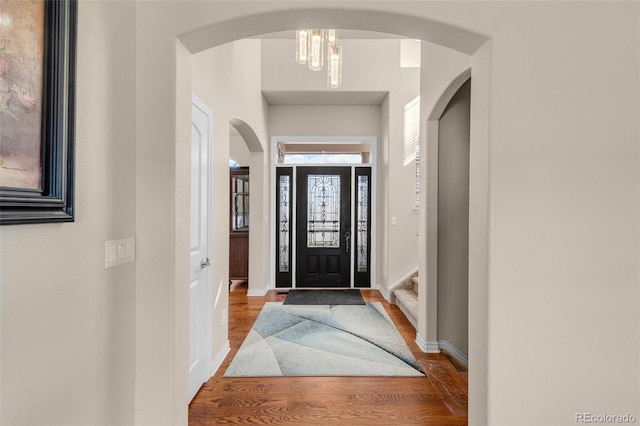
left=421, top=68, right=473, bottom=351
left=228, top=118, right=266, bottom=294
left=228, top=123, right=250, bottom=287
left=137, top=7, right=491, bottom=423
left=436, top=78, right=472, bottom=369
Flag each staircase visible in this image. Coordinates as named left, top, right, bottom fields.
left=390, top=273, right=419, bottom=330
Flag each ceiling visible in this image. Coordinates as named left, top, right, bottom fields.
left=230, top=31, right=409, bottom=148
left=258, top=30, right=403, bottom=106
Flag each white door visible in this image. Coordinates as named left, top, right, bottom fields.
left=189, top=97, right=212, bottom=401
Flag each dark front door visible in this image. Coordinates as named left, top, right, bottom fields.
left=296, top=167, right=351, bottom=287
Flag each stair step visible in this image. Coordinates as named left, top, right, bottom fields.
left=411, top=276, right=419, bottom=291
left=394, top=288, right=418, bottom=330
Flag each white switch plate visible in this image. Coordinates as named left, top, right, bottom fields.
left=391, top=216, right=398, bottom=226
left=105, top=237, right=136, bottom=269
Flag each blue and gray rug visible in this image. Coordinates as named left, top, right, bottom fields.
left=224, top=302, right=425, bottom=377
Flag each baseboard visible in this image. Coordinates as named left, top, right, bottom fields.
left=208, top=340, right=230, bottom=377
left=377, top=285, right=391, bottom=301
left=415, top=333, right=440, bottom=353
left=247, top=287, right=269, bottom=297
left=438, top=340, right=468, bottom=366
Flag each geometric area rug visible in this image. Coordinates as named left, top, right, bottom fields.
left=223, top=302, right=425, bottom=377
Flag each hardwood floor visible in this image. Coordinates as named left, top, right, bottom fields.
left=189, top=287, right=468, bottom=425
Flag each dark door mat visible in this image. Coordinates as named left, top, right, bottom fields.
left=283, top=289, right=366, bottom=305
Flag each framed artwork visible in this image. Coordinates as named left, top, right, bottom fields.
left=0, top=0, right=77, bottom=224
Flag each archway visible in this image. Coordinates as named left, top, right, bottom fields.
left=228, top=118, right=267, bottom=295
left=421, top=68, right=472, bottom=350
left=137, top=6, right=491, bottom=424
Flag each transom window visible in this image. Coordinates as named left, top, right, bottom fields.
left=284, top=153, right=362, bottom=164
left=276, top=141, right=371, bottom=164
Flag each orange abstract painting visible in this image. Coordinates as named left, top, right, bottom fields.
left=0, top=0, right=45, bottom=190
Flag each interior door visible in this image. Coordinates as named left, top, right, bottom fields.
left=189, top=97, right=211, bottom=401
left=296, top=167, right=351, bottom=287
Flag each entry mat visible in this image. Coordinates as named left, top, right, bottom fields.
left=283, top=289, right=366, bottom=305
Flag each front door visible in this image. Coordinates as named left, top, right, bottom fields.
left=296, top=167, right=351, bottom=287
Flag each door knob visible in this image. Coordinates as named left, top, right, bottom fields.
left=345, top=232, right=351, bottom=253
left=200, top=257, right=211, bottom=269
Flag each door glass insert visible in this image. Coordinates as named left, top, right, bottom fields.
left=307, top=174, right=340, bottom=248
left=278, top=175, right=290, bottom=272
left=231, top=173, right=249, bottom=231
left=357, top=175, right=369, bottom=272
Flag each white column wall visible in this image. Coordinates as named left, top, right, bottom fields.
left=191, top=39, right=270, bottom=360
left=418, top=41, right=472, bottom=350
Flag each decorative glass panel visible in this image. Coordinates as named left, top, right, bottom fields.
left=231, top=174, right=249, bottom=231
left=278, top=175, right=290, bottom=272
left=307, top=175, right=340, bottom=248
left=357, top=175, right=369, bottom=272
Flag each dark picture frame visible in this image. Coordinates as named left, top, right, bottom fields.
left=0, top=0, right=77, bottom=225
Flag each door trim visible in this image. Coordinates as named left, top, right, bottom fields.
left=270, top=136, right=377, bottom=290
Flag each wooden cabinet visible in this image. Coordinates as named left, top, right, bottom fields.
left=229, top=167, right=249, bottom=280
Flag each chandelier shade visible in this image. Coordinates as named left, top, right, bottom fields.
left=295, top=30, right=308, bottom=64
left=295, top=29, right=342, bottom=88
left=327, top=42, right=342, bottom=88
left=307, top=29, right=324, bottom=71
left=326, top=29, right=337, bottom=44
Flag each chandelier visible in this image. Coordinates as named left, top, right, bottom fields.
left=295, top=29, right=342, bottom=89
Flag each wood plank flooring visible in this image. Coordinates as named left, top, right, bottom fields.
left=189, top=287, right=468, bottom=425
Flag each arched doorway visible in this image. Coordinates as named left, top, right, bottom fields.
left=135, top=6, right=491, bottom=423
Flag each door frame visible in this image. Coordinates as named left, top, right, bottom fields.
left=270, top=136, right=377, bottom=289
left=189, top=95, right=213, bottom=400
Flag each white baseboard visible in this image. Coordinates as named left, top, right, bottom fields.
left=247, top=287, right=269, bottom=297
left=416, top=333, right=440, bottom=353
left=438, top=340, right=468, bottom=366
left=208, top=340, right=230, bottom=377
left=377, top=285, right=391, bottom=301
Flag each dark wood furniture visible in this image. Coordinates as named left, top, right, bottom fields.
left=229, top=167, right=249, bottom=280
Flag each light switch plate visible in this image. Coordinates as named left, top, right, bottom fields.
left=105, top=237, right=136, bottom=269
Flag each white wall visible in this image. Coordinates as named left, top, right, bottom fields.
left=230, top=133, right=250, bottom=167
left=191, top=39, right=269, bottom=364
left=437, top=79, right=471, bottom=358
left=385, top=90, right=421, bottom=287
left=478, top=4, right=638, bottom=422
left=0, top=1, right=136, bottom=424
left=379, top=95, right=391, bottom=290
left=418, top=41, right=472, bottom=354
left=269, top=105, right=380, bottom=137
